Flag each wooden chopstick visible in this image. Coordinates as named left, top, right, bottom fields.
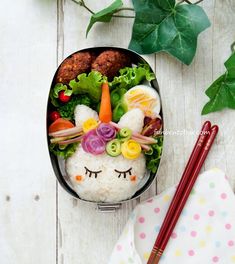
left=147, top=123, right=219, bottom=264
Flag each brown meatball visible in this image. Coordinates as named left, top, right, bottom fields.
left=91, top=50, right=131, bottom=79
left=56, top=52, right=95, bottom=84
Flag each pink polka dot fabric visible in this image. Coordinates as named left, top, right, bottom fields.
left=109, top=169, right=235, bottom=264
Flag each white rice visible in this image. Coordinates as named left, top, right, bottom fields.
left=74, top=105, right=99, bottom=128
left=66, top=106, right=147, bottom=202
left=118, top=108, right=145, bottom=133
left=66, top=147, right=146, bottom=202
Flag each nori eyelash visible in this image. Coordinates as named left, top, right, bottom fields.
left=84, top=167, right=102, bottom=178
left=114, top=168, right=132, bottom=178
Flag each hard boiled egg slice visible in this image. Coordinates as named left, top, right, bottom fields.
left=123, top=85, right=161, bottom=118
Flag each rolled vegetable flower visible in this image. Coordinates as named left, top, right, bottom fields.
left=96, top=123, right=116, bottom=142
left=106, top=139, right=121, bottom=157
left=81, top=129, right=105, bottom=155
left=119, top=127, right=132, bottom=140
left=121, top=139, right=141, bottom=160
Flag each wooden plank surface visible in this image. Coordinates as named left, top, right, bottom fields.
left=0, top=0, right=235, bottom=264
left=0, top=0, right=57, bottom=263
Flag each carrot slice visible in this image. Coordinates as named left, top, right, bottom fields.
left=99, top=82, right=112, bottom=123
left=48, top=118, right=74, bottom=134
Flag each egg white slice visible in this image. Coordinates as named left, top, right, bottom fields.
left=124, top=85, right=161, bottom=118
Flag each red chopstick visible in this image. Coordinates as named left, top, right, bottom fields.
left=147, top=124, right=219, bottom=264
left=147, top=121, right=211, bottom=262
left=150, top=121, right=210, bottom=248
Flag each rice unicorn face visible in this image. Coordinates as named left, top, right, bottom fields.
left=65, top=106, right=146, bottom=202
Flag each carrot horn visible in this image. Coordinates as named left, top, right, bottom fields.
left=99, top=82, right=112, bottom=123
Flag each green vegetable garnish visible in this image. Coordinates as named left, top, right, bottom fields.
left=145, top=136, right=163, bottom=174
left=112, top=104, right=127, bottom=122
left=119, top=127, right=132, bottom=141
left=106, top=139, right=121, bottom=157
left=69, top=71, right=107, bottom=102
left=58, top=95, right=91, bottom=120
left=49, top=143, right=78, bottom=159
left=111, top=87, right=127, bottom=108
left=50, top=83, right=73, bottom=107
left=110, top=63, right=155, bottom=90
left=144, top=147, right=153, bottom=156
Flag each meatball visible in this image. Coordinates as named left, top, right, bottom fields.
left=91, top=50, right=131, bottom=79
left=56, top=52, right=95, bottom=84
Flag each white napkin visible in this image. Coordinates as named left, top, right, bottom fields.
left=109, top=168, right=235, bottom=264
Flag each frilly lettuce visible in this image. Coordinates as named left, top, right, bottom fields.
left=50, top=83, right=73, bottom=107
left=49, top=143, right=78, bottom=159
left=110, top=63, right=155, bottom=89
left=145, top=136, right=163, bottom=174
left=69, top=71, right=107, bottom=102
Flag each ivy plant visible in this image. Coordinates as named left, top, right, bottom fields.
left=202, top=44, right=235, bottom=115
left=72, top=0, right=210, bottom=65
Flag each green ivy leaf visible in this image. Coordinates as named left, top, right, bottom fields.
left=202, top=53, right=235, bottom=115
left=86, top=0, right=123, bottom=37
left=225, top=52, right=235, bottom=78
left=129, top=0, right=210, bottom=65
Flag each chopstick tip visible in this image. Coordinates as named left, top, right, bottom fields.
left=211, top=124, right=219, bottom=133
left=204, top=120, right=211, bottom=127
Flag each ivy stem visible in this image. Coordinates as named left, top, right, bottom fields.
left=71, top=0, right=94, bottom=14
left=194, top=0, right=204, bottom=4
left=179, top=0, right=204, bottom=4
left=231, top=41, right=235, bottom=53
left=113, top=7, right=135, bottom=18
left=115, top=7, right=135, bottom=12
left=71, top=0, right=135, bottom=18
left=113, top=14, right=135, bottom=18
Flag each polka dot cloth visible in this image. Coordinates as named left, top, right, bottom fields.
left=109, top=169, right=235, bottom=264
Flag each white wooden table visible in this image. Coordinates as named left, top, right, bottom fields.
left=1, top=0, right=235, bottom=263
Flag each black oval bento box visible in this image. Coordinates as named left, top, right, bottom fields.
left=47, top=47, right=164, bottom=211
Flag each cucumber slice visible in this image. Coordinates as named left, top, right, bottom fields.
left=119, top=127, right=132, bottom=139
left=106, top=139, right=121, bottom=157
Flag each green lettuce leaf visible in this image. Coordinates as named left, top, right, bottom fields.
left=110, top=63, right=155, bottom=89
left=145, top=136, right=163, bottom=174
left=86, top=0, right=123, bottom=36
left=54, top=83, right=73, bottom=97
left=202, top=52, right=235, bottom=115
left=69, top=71, right=106, bottom=102
left=50, top=83, right=73, bottom=107
left=129, top=0, right=210, bottom=65
left=49, top=143, right=78, bottom=159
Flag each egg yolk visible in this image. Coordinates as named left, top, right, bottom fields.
left=126, top=89, right=157, bottom=116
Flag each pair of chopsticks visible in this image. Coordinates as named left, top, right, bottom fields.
left=147, top=121, right=219, bottom=264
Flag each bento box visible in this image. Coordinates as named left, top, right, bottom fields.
left=47, top=47, right=164, bottom=211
